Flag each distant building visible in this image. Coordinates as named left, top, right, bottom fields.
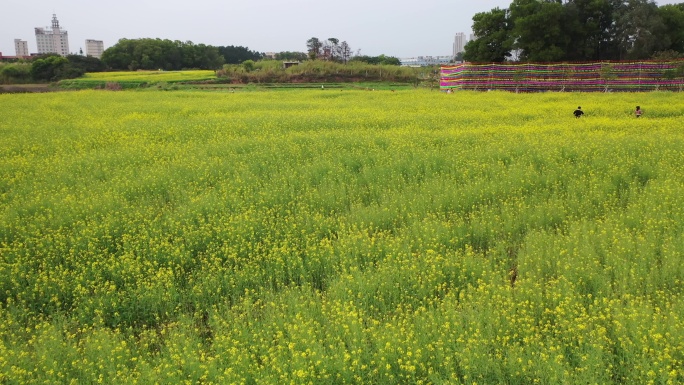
left=400, top=56, right=453, bottom=67
left=35, top=14, right=70, bottom=56
left=283, top=61, right=299, bottom=69
left=453, top=32, right=467, bottom=58
left=86, top=39, right=104, bottom=58
left=14, top=39, right=29, bottom=57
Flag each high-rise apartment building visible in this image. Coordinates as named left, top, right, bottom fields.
left=35, top=14, right=70, bottom=56
left=453, top=32, right=466, bottom=57
left=14, top=39, right=29, bottom=57
left=86, top=39, right=104, bottom=58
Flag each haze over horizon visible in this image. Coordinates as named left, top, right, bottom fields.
left=1, top=0, right=682, bottom=59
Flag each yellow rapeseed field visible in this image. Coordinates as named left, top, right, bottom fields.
left=81, top=70, right=217, bottom=82
left=1, top=88, right=683, bottom=384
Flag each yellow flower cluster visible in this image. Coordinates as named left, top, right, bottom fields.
left=81, top=70, right=216, bottom=82
left=0, top=89, right=683, bottom=384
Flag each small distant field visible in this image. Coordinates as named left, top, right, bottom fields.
left=1, top=89, right=684, bottom=384
left=59, top=70, right=217, bottom=89
left=82, top=70, right=217, bottom=82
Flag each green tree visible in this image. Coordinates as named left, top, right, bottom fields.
left=132, top=39, right=164, bottom=69
left=614, top=0, right=669, bottom=60
left=351, top=54, right=401, bottom=65
left=178, top=41, right=223, bottom=69
left=102, top=38, right=225, bottom=71
left=101, top=38, right=136, bottom=70
left=160, top=40, right=183, bottom=70
left=378, top=55, right=401, bottom=66
left=217, top=46, right=262, bottom=64
left=66, top=54, right=105, bottom=72
left=196, top=44, right=224, bottom=69
left=658, top=3, right=684, bottom=54
left=307, top=37, right=322, bottom=60
left=563, top=0, right=616, bottom=60
left=463, top=7, right=513, bottom=62
left=30, top=54, right=82, bottom=81
left=274, top=51, right=308, bottom=61
left=463, top=0, right=683, bottom=62
left=510, top=0, right=569, bottom=62
left=242, top=60, right=255, bottom=72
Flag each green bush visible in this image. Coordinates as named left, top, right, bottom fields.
left=0, top=63, right=33, bottom=84
left=217, top=60, right=421, bottom=83
left=30, top=55, right=85, bottom=82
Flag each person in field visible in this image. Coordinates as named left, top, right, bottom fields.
left=635, top=106, right=643, bottom=118
left=573, top=106, right=584, bottom=118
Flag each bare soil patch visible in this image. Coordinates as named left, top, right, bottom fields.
left=0, top=84, right=55, bottom=93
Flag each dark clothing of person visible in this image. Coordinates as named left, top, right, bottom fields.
left=574, top=109, right=584, bottom=118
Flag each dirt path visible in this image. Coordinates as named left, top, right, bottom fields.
left=0, top=84, right=55, bottom=93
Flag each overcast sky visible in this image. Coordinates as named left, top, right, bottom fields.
left=1, top=0, right=681, bottom=59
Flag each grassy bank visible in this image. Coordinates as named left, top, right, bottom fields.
left=55, top=63, right=437, bottom=90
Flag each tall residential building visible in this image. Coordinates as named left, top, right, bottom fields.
left=14, top=39, right=29, bottom=57
left=453, top=32, right=466, bottom=57
left=35, top=14, right=70, bottom=56
left=86, top=39, right=104, bottom=58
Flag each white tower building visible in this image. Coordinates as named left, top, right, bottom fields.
left=86, top=39, right=104, bottom=58
left=453, top=32, right=466, bottom=58
left=14, top=39, right=29, bottom=57
left=35, top=14, right=70, bottom=56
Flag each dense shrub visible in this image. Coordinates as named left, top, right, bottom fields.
left=216, top=60, right=425, bottom=83
left=0, top=63, right=32, bottom=84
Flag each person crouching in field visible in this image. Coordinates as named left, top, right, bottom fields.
left=635, top=106, right=643, bottom=118
left=573, top=106, right=584, bottom=118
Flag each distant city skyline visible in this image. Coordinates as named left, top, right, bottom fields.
left=1, top=0, right=681, bottom=59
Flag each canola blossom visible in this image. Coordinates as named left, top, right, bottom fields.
left=81, top=70, right=217, bottom=82
left=59, top=70, right=218, bottom=89
left=1, top=89, right=684, bottom=384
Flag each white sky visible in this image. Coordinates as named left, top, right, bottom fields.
left=1, top=0, right=681, bottom=59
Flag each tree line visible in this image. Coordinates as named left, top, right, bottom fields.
left=1, top=36, right=402, bottom=84
left=464, top=0, right=684, bottom=62
left=1, top=39, right=266, bottom=82
left=305, top=37, right=401, bottom=65
left=100, top=38, right=253, bottom=70
left=100, top=39, right=264, bottom=69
